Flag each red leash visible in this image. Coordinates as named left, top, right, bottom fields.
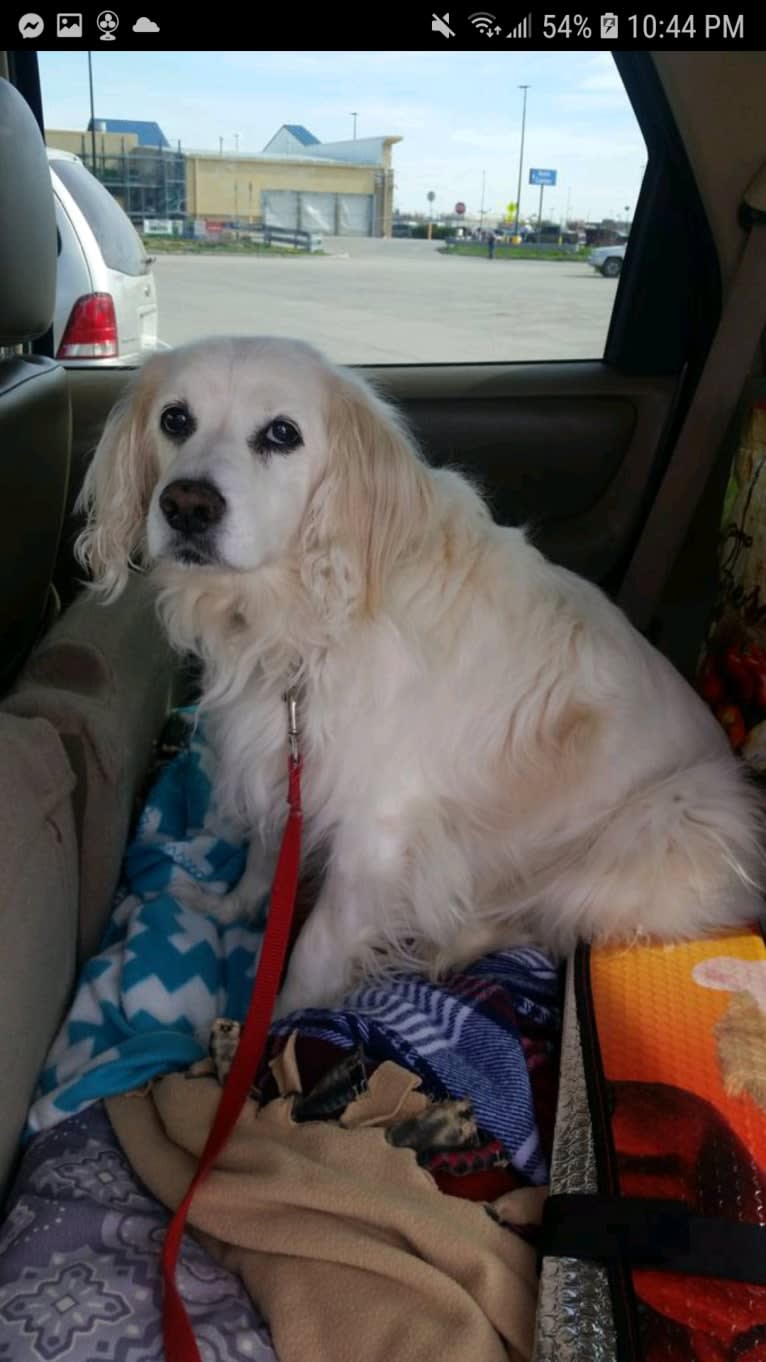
left=161, top=690, right=303, bottom=1362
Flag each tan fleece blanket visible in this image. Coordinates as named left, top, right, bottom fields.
left=106, top=1051, right=543, bottom=1362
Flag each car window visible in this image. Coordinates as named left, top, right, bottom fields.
left=40, top=50, right=646, bottom=363
left=50, top=157, right=148, bottom=277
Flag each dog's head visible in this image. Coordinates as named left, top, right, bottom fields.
left=76, top=336, right=432, bottom=613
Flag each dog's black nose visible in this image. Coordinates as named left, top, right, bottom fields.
left=159, top=479, right=226, bottom=536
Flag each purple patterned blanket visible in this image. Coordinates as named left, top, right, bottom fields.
left=0, top=1104, right=274, bottom=1362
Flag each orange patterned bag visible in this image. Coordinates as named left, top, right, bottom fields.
left=543, top=931, right=766, bottom=1362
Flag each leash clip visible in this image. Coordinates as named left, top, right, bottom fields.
left=284, top=685, right=300, bottom=762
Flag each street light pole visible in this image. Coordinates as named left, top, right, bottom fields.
left=479, top=169, right=486, bottom=231
left=514, top=84, right=529, bottom=239
left=350, top=111, right=358, bottom=140
left=87, top=51, right=97, bottom=174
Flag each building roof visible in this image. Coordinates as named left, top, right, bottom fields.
left=281, top=124, right=319, bottom=146
left=87, top=118, right=169, bottom=147
left=186, top=151, right=377, bottom=170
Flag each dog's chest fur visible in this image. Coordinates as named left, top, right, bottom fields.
left=208, top=627, right=434, bottom=856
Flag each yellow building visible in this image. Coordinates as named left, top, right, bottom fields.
left=44, top=122, right=401, bottom=237
left=186, top=151, right=395, bottom=236
left=46, top=128, right=140, bottom=159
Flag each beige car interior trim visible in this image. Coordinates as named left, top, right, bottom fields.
left=618, top=163, right=766, bottom=632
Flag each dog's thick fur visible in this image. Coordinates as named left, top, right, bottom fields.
left=76, top=336, right=764, bottom=1014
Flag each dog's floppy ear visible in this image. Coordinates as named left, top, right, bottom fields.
left=301, top=369, right=434, bottom=616
left=74, top=363, right=161, bottom=600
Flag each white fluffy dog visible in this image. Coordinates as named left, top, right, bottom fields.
left=76, top=336, right=764, bottom=1015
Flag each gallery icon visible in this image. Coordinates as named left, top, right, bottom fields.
left=57, top=13, right=83, bottom=36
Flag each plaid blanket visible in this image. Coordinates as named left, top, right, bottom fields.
left=268, top=950, right=560, bottom=1183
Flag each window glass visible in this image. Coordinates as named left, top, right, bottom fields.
left=40, top=49, right=646, bottom=362
left=50, top=155, right=149, bottom=276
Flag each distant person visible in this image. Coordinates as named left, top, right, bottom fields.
left=487, top=230, right=496, bottom=260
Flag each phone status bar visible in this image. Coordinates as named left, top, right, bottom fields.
left=8, top=7, right=757, bottom=49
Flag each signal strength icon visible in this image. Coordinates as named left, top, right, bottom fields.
left=507, top=13, right=532, bottom=39
left=469, top=11, right=502, bottom=37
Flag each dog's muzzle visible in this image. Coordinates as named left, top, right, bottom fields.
left=160, top=479, right=226, bottom=535
left=158, top=479, right=227, bottom=565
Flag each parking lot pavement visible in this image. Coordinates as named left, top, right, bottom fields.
left=153, top=238, right=616, bottom=364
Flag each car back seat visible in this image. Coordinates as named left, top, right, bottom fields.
left=0, top=715, right=79, bottom=1193
left=5, top=576, right=175, bottom=958
left=0, top=76, right=78, bottom=1192
left=0, top=76, right=175, bottom=1193
left=0, top=76, right=70, bottom=691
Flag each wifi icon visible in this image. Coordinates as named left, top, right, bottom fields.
left=469, top=10, right=502, bottom=36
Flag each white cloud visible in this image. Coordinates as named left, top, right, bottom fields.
left=132, top=16, right=159, bottom=33
left=577, top=53, right=624, bottom=92
left=449, top=122, right=642, bottom=163
left=302, top=100, right=430, bottom=135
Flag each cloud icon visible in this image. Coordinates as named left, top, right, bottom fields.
left=133, top=16, right=159, bottom=31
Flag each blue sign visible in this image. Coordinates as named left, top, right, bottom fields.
left=529, top=168, right=557, bottom=186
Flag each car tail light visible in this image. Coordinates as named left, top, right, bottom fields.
left=57, top=293, right=118, bottom=359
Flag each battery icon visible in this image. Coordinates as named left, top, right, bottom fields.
left=600, top=12, right=619, bottom=38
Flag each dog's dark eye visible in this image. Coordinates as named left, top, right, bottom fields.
left=256, top=418, right=303, bottom=454
left=160, top=404, right=195, bottom=440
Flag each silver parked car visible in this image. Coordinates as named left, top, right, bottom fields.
left=47, top=147, right=162, bottom=364
left=588, top=242, right=627, bottom=278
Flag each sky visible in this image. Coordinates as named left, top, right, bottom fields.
left=38, top=49, right=647, bottom=224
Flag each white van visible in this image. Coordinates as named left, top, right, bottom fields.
left=47, top=147, right=163, bottom=364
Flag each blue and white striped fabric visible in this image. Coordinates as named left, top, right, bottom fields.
left=270, top=950, right=560, bottom=1183
left=25, top=708, right=561, bottom=1184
